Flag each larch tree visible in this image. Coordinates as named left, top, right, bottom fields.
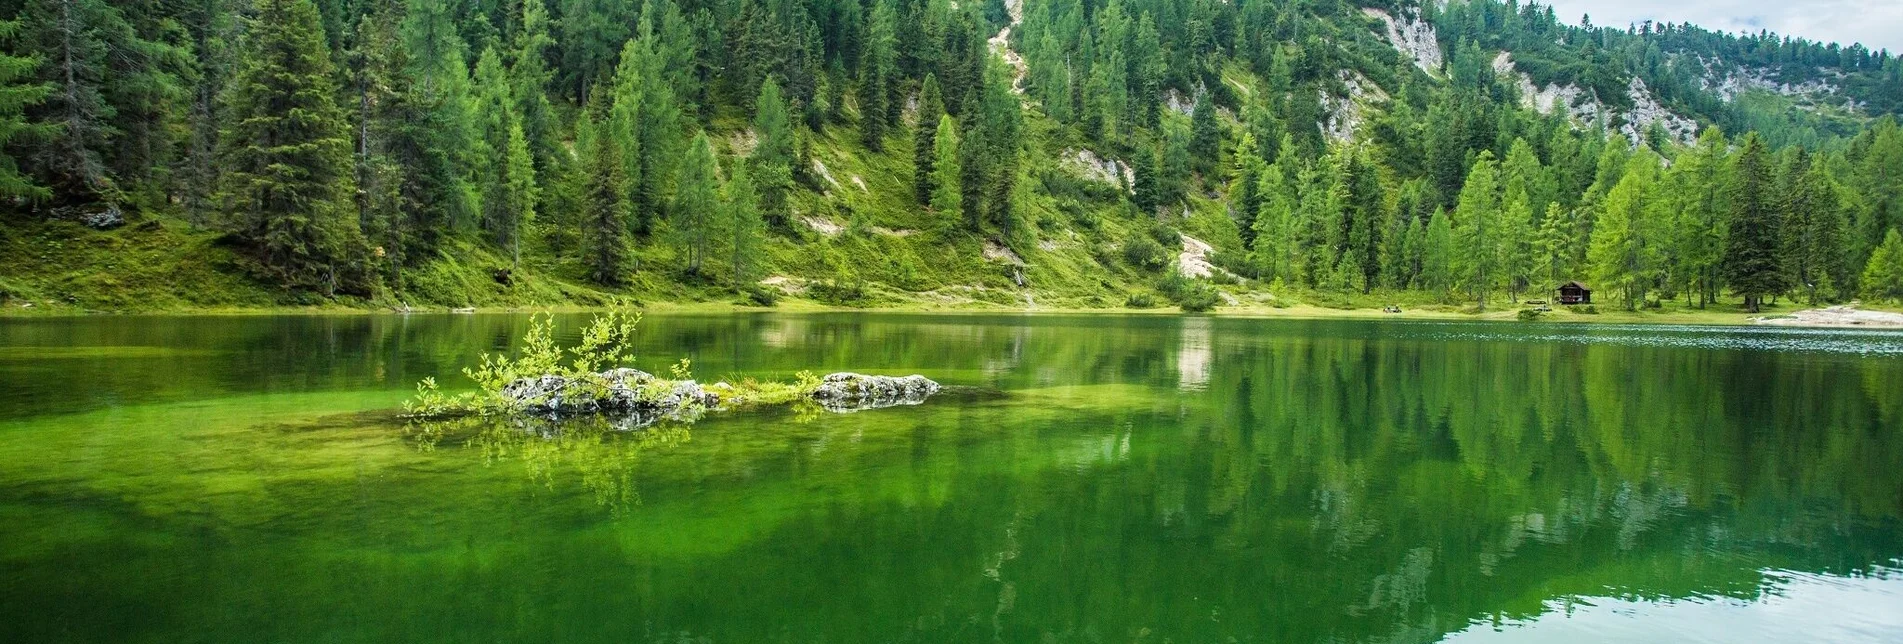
left=216, top=0, right=361, bottom=292
left=1421, top=208, right=1457, bottom=302
left=1862, top=228, right=1903, bottom=303
left=671, top=131, right=719, bottom=276
left=1588, top=151, right=1664, bottom=310
left=726, top=161, right=765, bottom=288
left=1453, top=151, right=1502, bottom=308
left=929, top=114, right=962, bottom=223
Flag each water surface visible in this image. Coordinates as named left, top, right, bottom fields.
left=2, top=313, right=1900, bottom=643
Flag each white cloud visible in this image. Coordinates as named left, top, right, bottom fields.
left=1539, top=0, right=1903, bottom=52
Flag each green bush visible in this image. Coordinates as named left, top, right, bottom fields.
left=1148, top=222, right=1182, bottom=248
left=1124, top=292, right=1158, bottom=308
left=1123, top=236, right=1170, bottom=272
left=740, top=284, right=780, bottom=307
left=1157, top=270, right=1221, bottom=312
left=809, top=279, right=872, bottom=307
left=1516, top=309, right=1545, bottom=321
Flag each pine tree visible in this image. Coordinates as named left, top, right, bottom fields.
left=913, top=74, right=944, bottom=205
left=216, top=0, right=360, bottom=292
left=726, top=161, right=765, bottom=288
left=671, top=131, right=719, bottom=275
left=1723, top=134, right=1784, bottom=312
left=750, top=78, right=796, bottom=229
left=929, top=114, right=962, bottom=223
left=0, top=17, right=52, bottom=200
left=1862, top=228, right=1903, bottom=303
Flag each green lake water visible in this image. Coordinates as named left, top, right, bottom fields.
left=2, top=312, right=1900, bottom=643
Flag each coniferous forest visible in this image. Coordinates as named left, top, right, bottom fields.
left=4, top=0, right=1903, bottom=313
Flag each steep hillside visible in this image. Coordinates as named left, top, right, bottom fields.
left=2, top=0, right=1902, bottom=315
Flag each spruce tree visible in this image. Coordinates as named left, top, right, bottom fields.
left=860, top=0, right=897, bottom=151
left=0, top=17, right=51, bottom=200
left=913, top=74, right=944, bottom=205
left=1723, top=134, right=1784, bottom=312
left=1188, top=90, right=1221, bottom=176
left=579, top=108, right=629, bottom=285
left=216, top=0, right=360, bottom=291
left=510, top=0, right=560, bottom=172
left=750, top=78, right=796, bottom=230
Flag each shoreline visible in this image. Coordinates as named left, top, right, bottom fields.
left=8, top=297, right=1899, bottom=330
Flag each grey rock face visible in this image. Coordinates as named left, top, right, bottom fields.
left=809, top=372, right=940, bottom=412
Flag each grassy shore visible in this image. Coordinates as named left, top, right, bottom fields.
left=5, top=287, right=1877, bottom=329
left=6, top=211, right=1895, bottom=328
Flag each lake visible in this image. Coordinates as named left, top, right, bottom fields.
left=1, top=312, right=1900, bottom=643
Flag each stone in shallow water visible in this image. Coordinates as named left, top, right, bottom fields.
left=809, top=372, right=941, bottom=412
left=500, top=368, right=718, bottom=418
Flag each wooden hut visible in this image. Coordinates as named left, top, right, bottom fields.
left=1557, top=281, right=1592, bottom=305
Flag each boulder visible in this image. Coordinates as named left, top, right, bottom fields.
left=500, top=368, right=718, bottom=418
left=809, top=372, right=940, bottom=412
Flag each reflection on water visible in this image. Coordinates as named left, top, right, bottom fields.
left=0, top=313, right=1900, bottom=643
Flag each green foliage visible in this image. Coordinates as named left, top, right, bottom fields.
left=1123, top=235, right=1169, bottom=272
left=1157, top=270, right=1220, bottom=312
left=1863, top=229, right=1903, bottom=303
left=216, top=0, right=362, bottom=293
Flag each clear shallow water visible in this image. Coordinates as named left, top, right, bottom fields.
left=1, top=313, right=1900, bottom=643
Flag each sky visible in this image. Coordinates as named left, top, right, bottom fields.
left=1539, top=0, right=1903, bottom=53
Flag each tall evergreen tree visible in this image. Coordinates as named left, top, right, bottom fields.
left=750, top=78, right=796, bottom=229
left=216, top=0, right=361, bottom=292
left=913, top=74, right=944, bottom=205
left=579, top=108, right=629, bottom=284
left=1723, top=134, right=1784, bottom=312
left=0, top=17, right=51, bottom=200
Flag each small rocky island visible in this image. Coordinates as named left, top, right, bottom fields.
left=500, top=368, right=941, bottom=419
left=405, top=311, right=942, bottom=429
